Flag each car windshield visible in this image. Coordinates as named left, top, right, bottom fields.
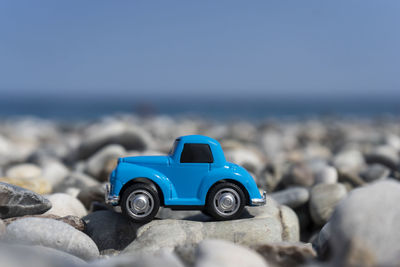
left=168, top=139, right=179, bottom=155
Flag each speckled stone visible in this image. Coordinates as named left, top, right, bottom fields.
left=0, top=182, right=51, bottom=219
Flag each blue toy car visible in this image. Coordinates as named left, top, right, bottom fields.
left=106, top=135, right=266, bottom=222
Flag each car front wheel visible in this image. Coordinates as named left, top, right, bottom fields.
left=121, top=183, right=160, bottom=222
left=205, top=182, right=245, bottom=220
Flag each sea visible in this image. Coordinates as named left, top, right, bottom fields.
left=0, top=95, right=399, bottom=121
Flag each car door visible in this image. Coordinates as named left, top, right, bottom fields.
left=170, top=143, right=213, bottom=199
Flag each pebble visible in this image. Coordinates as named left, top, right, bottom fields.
left=83, top=210, right=141, bottom=251
left=123, top=201, right=299, bottom=255
left=195, top=239, right=268, bottom=267
left=0, top=182, right=52, bottom=219
left=309, top=183, right=347, bottom=225
left=303, top=143, right=331, bottom=161
left=254, top=242, right=317, bottom=267
left=0, top=218, right=5, bottom=237
left=4, top=214, right=86, bottom=231
left=385, top=134, right=400, bottom=151
left=246, top=198, right=299, bottom=242
left=314, top=221, right=331, bottom=259
left=360, top=163, right=390, bottom=182
left=41, top=160, right=70, bottom=188
left=258, top=164, right=283, bottom=192
left=44, top=193, right=87, bottom=217
left=260, top=129, right=293, bottom=161
left=365, top=145, right=400, bottom=170
left=0, top=176, right=52, bottom=195
left=5, top=217, right=99, bottom=260
left=54, top=171, right=100, bottom=193
left=314, top=165, right=338, bottom=185
left=123, top=218, right=281, bottom=255
left=0, top=243, right=86, bottom=267
left=328, top=180, right=400, bottom=266
left=0, top=135, right=14, bottom=166
left=222, top=142, right=266, bottom=174
left=85, top=144, right=125, bottom=181
left=77, top=184, right=106, bottom=209
left=228, top=122, right=258, bottom=142
left=333, top=149, right=365, bottom=173
left=88, top=249, right=184, bottom=267
left=0, top=129, right=39, bottom=165
left=78, top=121, right=154, bottom=159
left=5, top=163, right=42, bottom=179
left=283, top=163, right=315, bottom=187
left=279, top=205, right=300, bottom=241
left=26, top=147, right=61, bottom=165
left=156, top=207, right=206, bottom=221
left=338, top=171, right=365, bottom=188
left=270, top=187, right=309, bottom=208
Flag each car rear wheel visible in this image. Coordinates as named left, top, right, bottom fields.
left=205, top=182, right=245, bottom=220
left=121, top=183, right=160, bottom=222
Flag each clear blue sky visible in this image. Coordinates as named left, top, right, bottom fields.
left=0, top=0, right=399, bottom=100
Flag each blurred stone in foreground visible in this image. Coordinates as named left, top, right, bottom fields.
left=320, top=180, right=400, bottom=266
left=88, top=249, right=184, bottom=267
left=254, top=242, right=316, bottom=267
left=5, top=217, right=99, bottom=261
left=0, top=244, right=85, bottom=267
left=195, top=239, right=268, bottom=267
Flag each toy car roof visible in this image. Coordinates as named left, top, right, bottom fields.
left=177, top=135, right=219, bottom=144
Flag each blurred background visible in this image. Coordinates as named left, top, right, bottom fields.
left=1, top=0, right=399, bottom=119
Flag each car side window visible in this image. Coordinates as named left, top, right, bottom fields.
left=180, top=143, right=213, bottom=163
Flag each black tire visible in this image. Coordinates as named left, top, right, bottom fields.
left=205, top=182, right=245, bottom=220
left=121, top=183, right=160, bottom=223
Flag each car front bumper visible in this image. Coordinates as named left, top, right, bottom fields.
left=250, top=191, right=267, bottom=206
left=105, top=183, right=119, bottom=205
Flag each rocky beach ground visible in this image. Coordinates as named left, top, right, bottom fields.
left=0, top=114, right=400, bottom=267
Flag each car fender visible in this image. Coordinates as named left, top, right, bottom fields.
left=197, top=167, right=260, bottom=203
left=113, top=163, right=178, bottom=200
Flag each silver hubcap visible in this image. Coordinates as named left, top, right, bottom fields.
left=126, top=189, right=154, bottom=218
left=213, top=188, right=241, bottom=216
